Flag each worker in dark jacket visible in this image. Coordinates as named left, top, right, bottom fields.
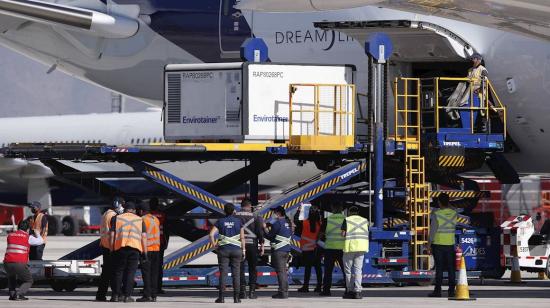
left=209, top=203, right=245, bottom=304
left=235, top=198, right=264, bottom=299
left=265, top=206, right=292, bottom=299
left=27, top=201, right=48, bottom=260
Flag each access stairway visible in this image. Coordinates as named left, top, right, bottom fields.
left=389, top=76, right=509, bottom=271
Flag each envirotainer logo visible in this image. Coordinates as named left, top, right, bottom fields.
left=182, top=116, right=220, bottom=124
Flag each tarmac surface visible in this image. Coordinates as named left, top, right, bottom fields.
left=1, top=282, right=549, bottom=308
left=1, top=236, right=550, bottom=307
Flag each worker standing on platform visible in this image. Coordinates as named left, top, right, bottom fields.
left=428, top=193, right=458, bottom=298
left=320, top=202, right=346, bottom=296
left=137, top=202, right=162, bottom=302
left=95, top=197, right=124, bottom=301
left=265, top=206, right=292, bottom=299
left=150, top=197, right=168, bottom=294
left=110, top=201, right=147, bottom=303
left=296, top=205, right=323, bottom=293
left=341, top=206, right=369, bottom=299
left=3, top=220, right=43, bottom=301
left=209, top=203, right=245, bottom=303
left=235, top=198, right=264, bottom=300
left=27, top=201, right=48, bottom=260
left=468, top=53, right=488, bottom=95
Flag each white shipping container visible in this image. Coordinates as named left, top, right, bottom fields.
left=164, top=62, right=355, bottom=142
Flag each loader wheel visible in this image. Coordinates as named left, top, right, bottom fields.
left=64, top=281, right=77, bottom=292
left=51, top=281, right=65, bottom=292
left=482, top=265, right=506, bottom=280
left=62, top=216, right=79, bottom=236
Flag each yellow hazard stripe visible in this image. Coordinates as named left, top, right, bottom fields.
left=438, top=156, right=465, bottom=167
left=164, top=242, right=215, bottom=270
left=146, top=168, right=224, bottom=210
left=430, top=191, right=485, bottom=198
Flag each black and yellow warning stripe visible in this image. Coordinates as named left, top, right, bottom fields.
left=384, top=218, right=408, bottom=228
left=146, top=169, right=225, bottom=211
left=261, top=162, right=367, bottom=219
left=163, top=241, right=216, bottom=270
left=438, top=155, right=465, bottom=167
left=457, top=216, right=470, bottom=225
left=430, top=190, right=486, bottom=198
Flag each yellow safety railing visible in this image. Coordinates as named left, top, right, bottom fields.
left=288, top=84, right=355, bottom=151
left=434, top=77, right=507, bottom=137
left=393, top=77, right=431, bottom=271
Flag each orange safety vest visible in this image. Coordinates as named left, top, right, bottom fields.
left=113, top=212, right=143, bottom=252
left=100, top=209, right=117, bottom=248
left=31, top=212, right=48, bottom=243
left=300, top=219, right=320, bottom=252
left=143, top=214, right=161, bottom=252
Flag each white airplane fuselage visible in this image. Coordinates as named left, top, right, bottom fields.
left=0, top=1, right=547, bottom=174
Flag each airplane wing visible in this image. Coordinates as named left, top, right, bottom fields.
left=0, top=0, right=138, bottom=38
left=237, top=0, right=550, bottom=41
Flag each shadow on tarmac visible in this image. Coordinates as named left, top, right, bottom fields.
left=4, top=278, right=549, bottom=301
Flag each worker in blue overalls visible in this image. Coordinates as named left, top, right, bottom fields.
left=209, top=203, right=245, bottom=304
left=265, top=206, right=293, bottom=299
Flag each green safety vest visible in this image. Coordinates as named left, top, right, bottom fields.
left=325, top=213, right=345, bottom=250
left=219, top=234, right=241, bottom=248
left=344, top=215, right=369, bottom=253
left=432, top=208, right=458, bottom=245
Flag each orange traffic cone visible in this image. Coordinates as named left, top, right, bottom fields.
left=449, top=255, right=475, bottom=301
left=508, top=249, right=524, bottom=284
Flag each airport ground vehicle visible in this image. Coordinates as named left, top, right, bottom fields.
left=501, top=215, right=550, bottom=277
left=0, top=259, right=101, bottom=292
left=0, top=35, right=513, bottom=288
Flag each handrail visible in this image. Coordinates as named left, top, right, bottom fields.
left=433, top=76, right=506, bottom=136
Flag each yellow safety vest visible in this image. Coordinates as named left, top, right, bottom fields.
left=100, top=209, right=117, bottom=248
left=467, top=65, right=488, bottom=93
left=325, top=213, right=345, bottom=250
left=114, top=213, right=143, bottom=252
left=344, top=215, right=369, bottom=253
left=432, top=208, right=457, bottom=246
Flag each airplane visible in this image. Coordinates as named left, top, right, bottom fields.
left=0, top=0, right=547, bottom=176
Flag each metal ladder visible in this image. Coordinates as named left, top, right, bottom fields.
left=394, top=77, right=431, bottom=271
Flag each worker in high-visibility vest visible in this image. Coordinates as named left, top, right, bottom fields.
left=150, top=197, right=169, bottom=294
left=296, top=205, right=323, bottom=293
left=340, top=206, right=369, bottom=300
left=320, top=202, right=346, bottom=296
left=428, top=193, right=458, bottom=298
left=3, top=219, right=43, bottom=301
left=209, top=203, right=245, bottom=304
left=109, top=201, right=147, bottom=303
left=137, top=202, right=162, bottom=302
left=95, top=197, right=124, bottom=301
left=235, top=198, right=264, bottom=300
left=265, top=206, right=292, bottom=299
left=26, top=201, right=48, bottom=260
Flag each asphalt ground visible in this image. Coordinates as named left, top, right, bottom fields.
left=1, top=236, right=549, bottom=307
left=1, top=280, right=549, bottom=308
